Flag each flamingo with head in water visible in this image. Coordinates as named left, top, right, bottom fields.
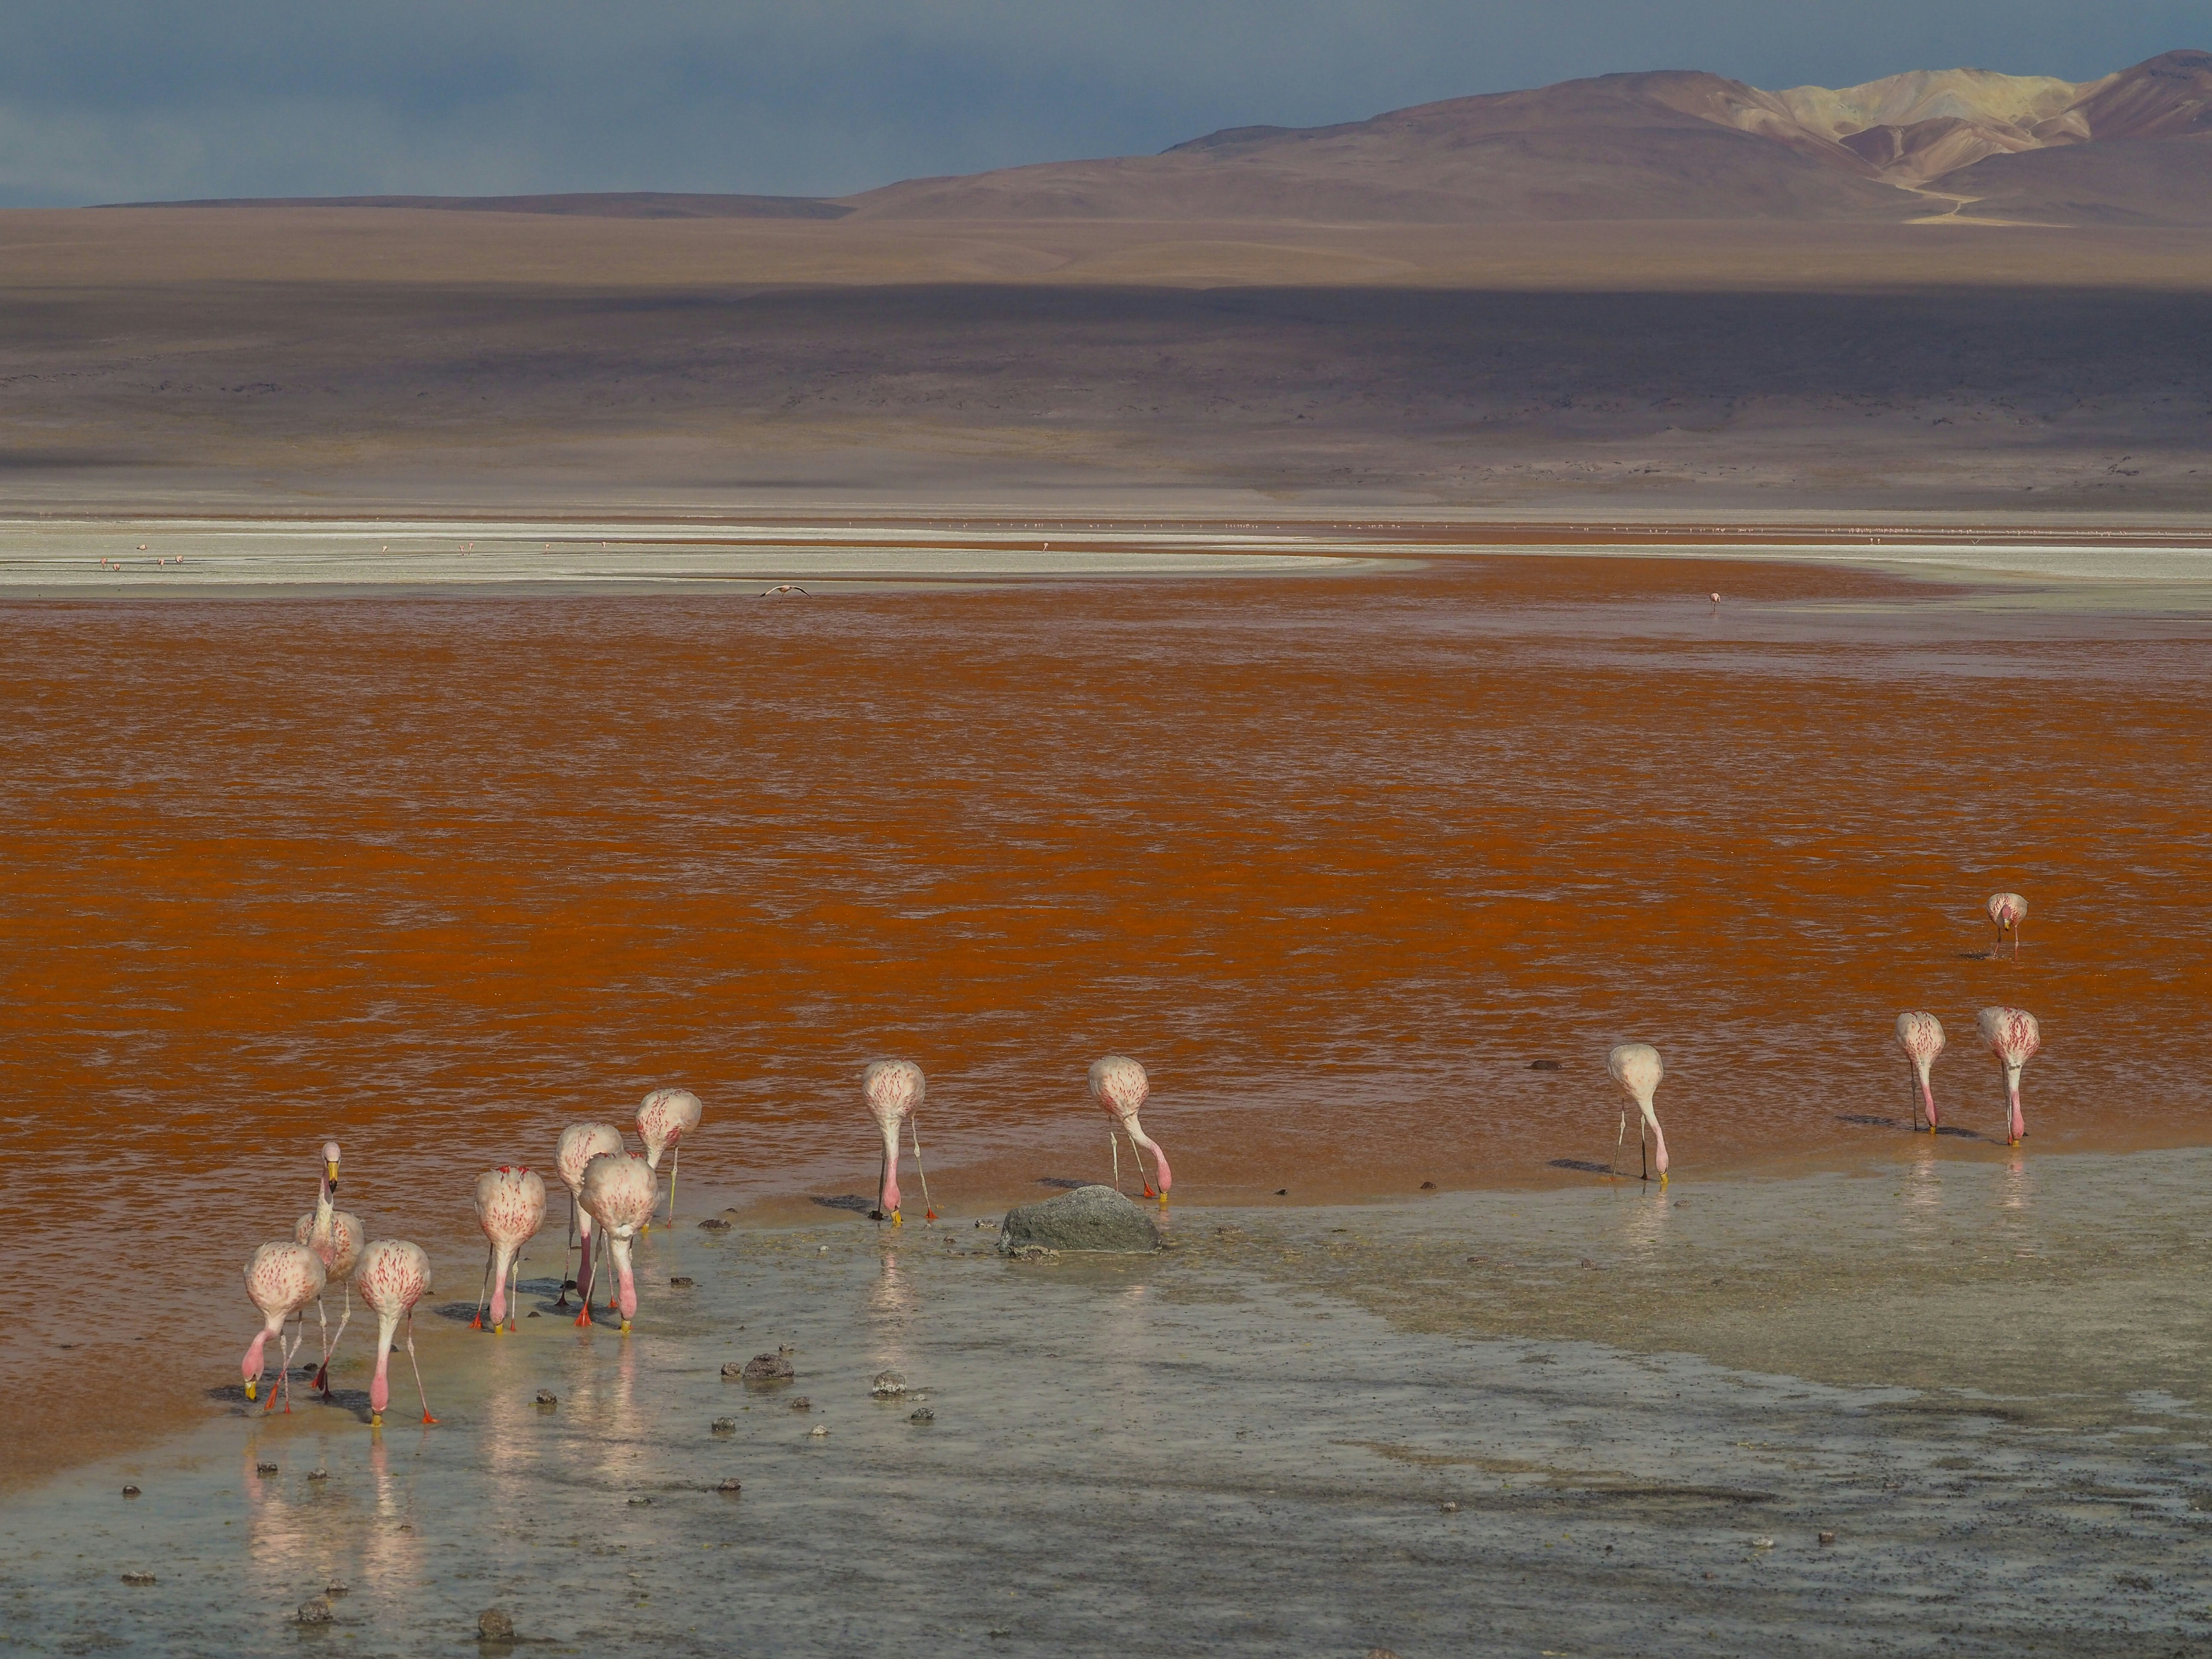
left=1986, top=892, right=2029, bottom=960
left=293, top=1140, right=364, bottom=1394
left=242, top=1241, right=325, bottom=1412
left=1607, top=1043, right=1670, bottom=1186
left=862, top=1060, right=934, bottom=1224
left=554, top=1122, right=624, bottom=1308
left=1977, top=1006, right=2042, bottom=1147
left=1087, top=1056, right=1173, bottom=1205
left=471, top=1167, right=546, bottom=1333
left=1894, top=1012, right=1946, bottom=1133
left=636, top=1087, right=703, bottom=1228
left=577, top=1153, right=657, bottom=1331
left=355, top=1239, right=435, bottom=1427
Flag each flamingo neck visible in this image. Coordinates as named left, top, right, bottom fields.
left=1644, top=1109, right=1670, bottom=1176
left=1124, top=1118, right=1172, bottom=1194
left=611, top=1235, right=640, bottom=1321
left=370, top=1313, right=398, bottom=1413
left=878, top=1121, right=902, bottom=1216
left=489, top=1242, right=515, bottom=1327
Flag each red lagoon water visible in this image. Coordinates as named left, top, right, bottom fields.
left=3, top=554, right=2210, bottom=1480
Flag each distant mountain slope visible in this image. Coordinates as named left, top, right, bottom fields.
left=102, top=192, right=852, bottom=220
left=1944, top=134, right=2212, bottom=225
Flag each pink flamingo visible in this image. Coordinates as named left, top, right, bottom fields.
left=554, top=1122, right=624, bottom=1309
left=1894, top=1012, right=1946, bottom=1133
left=1986, top=892, right=2028, bottom=959
left=1087, top=1056, right=1173, bottom=1205
left=355, top=1239, right=436, bottom=1427
left=577, top=1153, right=658, bottom=1331
left=862, top=1060, right=935, bottom=1224
left=242, top=1241, right=325, bottom=1412
left=293, top=1140, right=364, bottom=1394
left=471, top=1167, right=547, bottom=1333
left=1607, top=1043, right=1670, bottom=1186
left=1977, top=1006, right=2042, bottom=1146
left=636, top=1087, right=704, bottom=1228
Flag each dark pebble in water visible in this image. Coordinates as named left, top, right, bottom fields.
left=871, top=1370, right=908, bottom=1397
left=307, top=1467, right=329, bottom=1481
left=479, top=1607, right=515, bottom=1641
left=297, top=1597, right=334, bottom=1625
left=669, top=1276, right=694, bottom=1288
left=721, top=1362, right=747, bottom=1380
left=120, top=1572, right=156, bottom=1586
left=1274, top=1189, right=1288, bottom=1196
left=718, top=1478, right=742, bottom=1495
left=1439, top=1502, right=1459, bottom=1513
left=256, top=1462, right=278, bottom=1475
left=326, top=1583, right=348, bottom=1596
left=711, top=1418, right=736, bottom=1435
left=699, top=1218, right=732, bottom=1231
left=121, top=1485, right=140, bottom=1498
left=535, top=1390, right=557, bottom=1408
left=1419, top=1181, right=1435, bottom=1189
left=742, top=1353, right=795, bottom=1382
left=909, top=1407, right=935, bottom=1424
left=526, top=1310, right=541, bottom=1318
left=1819, top=1531, right=1837, bottom=1545
left=627, top=1496, right=653, bottom=1507
left=790, top=1397, right=812, bottom=1412
left=1528, top=1059, right=1562, bottom=1071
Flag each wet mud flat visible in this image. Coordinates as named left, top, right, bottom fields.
left=8, top=1152, right=2212, bottom=1658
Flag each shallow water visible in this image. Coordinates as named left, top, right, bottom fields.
left=8, top=1154, right=2212, bottom=1656
left=4, top=553, right=2211, bottom=1485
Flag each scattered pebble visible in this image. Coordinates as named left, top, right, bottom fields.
left=297, top=1597, right=335, bottom=1625
left=1751, top=1536, right=1774, bottom=1550
left=699, top=1218, right=732, bottom=1232
left=1367, top=1650, right=1403, bottom=1659
left=326, top=1582, right=348, bottom=1596
left=1439, top=1501, right=1459, bottom=1513
left=1419, top=1181, right=1436, bottom=1189
left=1528, top=1059, right=1562, bottom=1071
left=742, top=1353, right=795, bottom=1382
left=807, top=1424, right=829, bottom=1438
left=790, top=1397, right=812, bottom=1412
left=721, top=1362, right=748, bottom=1380
left=909, top=1407, right=935, bottom=1425
left=711, top=1417, right=737, bottom=1435
left=627, top=1496, right=654, bottom=1507
left=478, top=1607, right=515, bottom=1641
left=535, top=1390, right=558, bottom=1408
left=1579, top=1257, right=1598, bottom=1269
left=307, top=1467, right=329, bottom=1481
left=256, top=1461, right=279, bottom=1475
left=871, top=1370, right=909, bottom=1397
left=121, top=1485, right=140, bottom=1498
left=1274, top=1189, right=1288, bottom=1196
left=526, top=1310, right=541, bottom=1318
left=669, top=1276, right=694, bottom=1288
left=1818, top=1531, right=1837, bottom=1546
left=717, top=1478, right=743, bottom=1496
left=120, top=1572, right=156, bottom=1586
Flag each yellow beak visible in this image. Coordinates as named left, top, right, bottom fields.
left=244, top=1380, right=256, bottom=1401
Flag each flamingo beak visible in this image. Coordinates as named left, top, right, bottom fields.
left=326, top=1159, right=340, bottom=1190
left=244, top=1380, right=256, bottom=1401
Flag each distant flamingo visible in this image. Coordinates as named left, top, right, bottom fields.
left=577, top=1153, right=658, bottom=1331
left=1986, top=891, right=2029, bottom=959
left=554, top=1121, right=625, bottom=1308
left=637, top=1087, right=704, bottom=1228
left=471, top=1167, right=547, bottom=1333
left=293, top=1140, right=364, bottom=1395
left=1894, top=1012, right=1947, bottom=1133
left=862, top=1060, right=934, bottom=1224
left=355, top=1239, right=436, bottom=1427
left=242, top=1242, right=325, bottom=1412
left=1607, top=1043, right=1671, bottom=1186
left=1977, top=1006, right=2042, bottom=1146
left=1088, top=1056, right=1173, bottom=1205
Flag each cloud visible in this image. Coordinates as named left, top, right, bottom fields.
left=2, top=0, right=2206, bottom=205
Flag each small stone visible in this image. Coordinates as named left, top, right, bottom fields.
left=297, top=1596, right=334, bottom=1625
left=535, top=1390, right=558, bottom=1408
left=717, top=1478, right=743, bottom=1495
left=627, top=1496, right=654, bottom=1507
left=1274, top=1188, right=1288, bottom=1196
left=478, top=1607, right=515, bottom=1641
left=808, top=1424, right=829, bottom=1438
left=526, top=1310, right=540, bottom=1318
left=1528, top=1059, right=1562, bottom=1071
left=870, top=1370, right=908, bottom=1397
left=307, top=1467, right=329, bottom=1481
left=256, top=1461, right=279, bottom=1475
left=711, top=1417, right=737, bottom=1435
left=1818, top=1531, right=1837, bottom=1546
left=998, top=1185, right=1161, bottom=1255
left=120, top=1572, right=156, bottom=1586
left=1439, top=1501, right=1459, bottom=1513
left=121, top=1485, right=140, bottom=1497
left=669, top=1275, right=695, bottom=1288
left=699, top=1218, right=732, bottom=1231
left=742, top=1353, right=795, bottom=1382
left=909, top=1407, right=935, bottom=1424
left=790, top=1396, right=812, bottom=1412
left=325, top=1582, right=348, bottom=1596
left=1751, top=1536, right=1774, bottom=1550
left=1419, top=1181, right=1436, bottom=1189
left=1367, top=1650, right=1404, bottom=1659
left=721, top=1362, right=748, bottom=1380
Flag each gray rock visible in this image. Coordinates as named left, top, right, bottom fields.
left=297, top=1597, right=334, bottom=1625
left=870, top=1370, right=908, bottom=1397
left=710, top=1417, right=736, bottom=1435
left=120, top=1572, right=156, bottom=1586
left=478, top=1606, right=515, bottom=1641
left=909, top=1407, right=935, bottom=1424
left=997, top=1185, right=1161, bottom=1255
left=741, top=1353, right=795, bottom=1382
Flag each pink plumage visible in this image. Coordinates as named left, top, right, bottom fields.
left=578, top=1153, right=657, bottom=1330
left=1977, top=1006, right=2042, bottom=1146
left=1893, top=1012, right=1946, bottom=1133
left=472, top=1166, right=547, bottom=1332
left=241, top=1241, right=325, bottom=1412
left=354, top=1238, right=435, bottom=1425
left=1088, top=1055, right=1173, bottom=1201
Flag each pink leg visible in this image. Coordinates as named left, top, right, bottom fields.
left=405, top=1312, right=437, bottom=1425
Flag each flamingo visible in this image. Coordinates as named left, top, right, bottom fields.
left=577, top=1153, right=658, bottom=1332
left=293, top=1140, right=364, bottom=1395
left=1607, top=1043, right=1671, bottom=1186
left=1087, top=1056, right=1173, bottom=1204
left=355, top=1239, right=436, bottom=1427
left=1986, top=892, right=2029, bottom=959
left=636, top=1087, right=704, bottom=1228
left=862, top=1060, right=934, bottom=1224
left=242, top=1242, right=326, bottom=1412
left=1976, top=1006, right=2042, bottom=1146
left=1894, top=1013, right=1947, bottom=1133
left=554, top=1122, right=624, bottom=1309
left=471, top=1167, right=547, bottom=1334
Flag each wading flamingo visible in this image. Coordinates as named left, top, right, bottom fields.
left=636, top=1087, right=703, bottom=1228
left=554, top=1122, right=625, bottom=1308
left=355, top=1239, right=435, bottom=1427
left=1986, top=892, right=2029, bottom=959
left=1894, top=1013, right=1947, bottom=1133
left=577, top=1153, right=658, bottom=1332
left=242, top=1242, right=325, bottom=1412
left=1088, top=1055, right=1173, bottom=1205
left=1607, top=1043, right=1671, bottom=1186
left=1976, top=1006, right=2042, bottom=1147
left=471, top=1167, right=547, bottom=1333
left=293, top=1140, right=364, bottom=1395
left=862, top=1060, right=934, bottom=1223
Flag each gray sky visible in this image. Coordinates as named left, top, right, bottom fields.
left=6, top=1, right=2207, bottom=207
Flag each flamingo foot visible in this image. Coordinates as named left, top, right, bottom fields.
left=1142, top=1185, right=1157, bottom=1199
left=620, top=1320, right=632, bottom=1333
left=370, top=1412, right=384, bottom=1428
left=469, top=1315, right=483, bottom=1330
left=924, top=1208, right=938, bottom=1221
left=421, top=1412, right=438, bottom=1425
left=574, top=1308, right=593, bottom=1328
left=313, top=1365, right=330, bottom=1394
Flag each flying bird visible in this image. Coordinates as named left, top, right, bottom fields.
left=241, top=1242, right=326, bottom=1413
left=862, top=1060, right=934, bottom=1223
left=355, top=1238, right=436, bottom=1427
left=293, top=1139, right=364, bottom=1394
left=471, top=1167, right=547, bottom=1334
left=1976, top=1006, right=2042, bottom=1147
left=1986, top=891, right=2029, bottom=959
left=1893, top=1012, right=1946, bottom=1133
left=1607, top=1043, right=1671, bottom=1186
left=577, top=1153, right=658, bottom=1331
left=554, top=1121, right=625, bottom=1308
left=636, top=1087, right=704, bottom=1228
left=1087, top=1055, right=1173, bottom=1205
left=763, top=584, right=809, bottom=596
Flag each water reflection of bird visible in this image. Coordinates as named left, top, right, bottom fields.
left=1607, top=1043, right=1670, bottom=1186
left=471, top=1167, right=546, bottom=1333
left=637, top=1088, right=704, bottom=1228
left=863, top=1060, right=934, bottom=1223
left=1977, top=1006, right=2042, bottom=1146
left=356, top=1238, right=436, bottom=1427
left=554, top=1122, right=625, bottom=1308
left=242, top=1241, right=325, bottom=1411
left=294, top=1140, right=364, bottom=1394
left=1088, top=1055, right=1173, bottom=1205
left=578, top=1153, right=657, bottom=1332
left=1894, top=1013, right=1947, bottom=1133
left=1986, top=891, right=2029, bottom=959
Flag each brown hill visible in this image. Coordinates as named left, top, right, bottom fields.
left=102, top=191, right=850, bottom=220
left=1947, top=134, right=2212, bottom=224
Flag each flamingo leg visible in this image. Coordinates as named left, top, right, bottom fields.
left=508, top=1248, right=524, bottom=1334
left=277, top=1310, right=304, bottom=1414
left=667, top=1145, right=680, bottom=1228
left=1128, top=1129, right=1157, bottom=1200
left=575, top=1228, right=596, bottom=1327
left=322, top=1286, right=353, bottom=1393
left=1612, top=1103, right=1627, bottom=1181
left=314, top=1295, right=331, bottom=1381
left=472, top=1250, right=493, bottom=1331
left=404, top=1311, right=437, bottom=1425
left=1110, top=1131, right=1122, bottom=1194
left=1640, top=1121, right=1649, bottom=1183
left=910, top=1119, right=937, bottom=1221
left=557, top=1190, right=578, bottom=1306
